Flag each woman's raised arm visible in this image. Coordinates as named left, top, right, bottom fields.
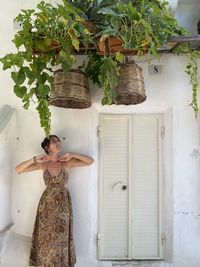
left=59, top=153, right=94, bottom=168
left=15, top=155, right=49, bottom=174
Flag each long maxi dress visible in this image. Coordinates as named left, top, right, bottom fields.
left=29, top=162, right=77, bottom=267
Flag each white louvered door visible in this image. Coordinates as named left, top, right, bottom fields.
left=132, top=115, right=163, bottom=259
left=98, top=114, right=164, bottom=260
left=98, top=115, right=132, bottom=259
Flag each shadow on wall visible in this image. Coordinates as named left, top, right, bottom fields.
left=0, top=105, right=32, bottom=267
left=0, top=105, right=16, bottom=231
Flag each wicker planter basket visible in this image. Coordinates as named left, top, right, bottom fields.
left=114, top=58, right=146, bottom=105
left=49, top=69, right=91, bottom=109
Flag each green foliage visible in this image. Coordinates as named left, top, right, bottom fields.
left=0, top=0, right=92, bottom=137
left=85, top=52, right=124, bottom=104
left=99, top=55, right=122, bottom=105
left=173, top=43, right=200, bottom=117
left=0, top=0, right=199, bottom=136
left=0, top=52, right=54, bottom=136
left=97, top=0, right=187, bottom=57
left=67, top=0, right=117, bottom=20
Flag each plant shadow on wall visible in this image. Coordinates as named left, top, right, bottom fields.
left=0, top=0, right=200, bottom=136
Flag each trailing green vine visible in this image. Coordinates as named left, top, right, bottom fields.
left=1, top=52, right=54, bottom=136
left=173, top=43, right=200, bottom=117
left=85, top=52, right=124, bottom=105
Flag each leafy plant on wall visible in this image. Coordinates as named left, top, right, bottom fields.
left=173, top=43, right=200, bottom=117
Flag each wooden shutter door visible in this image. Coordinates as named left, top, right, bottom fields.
left=98, top=115, right=131, bottom=259
left=132, top=115, right=163, bottom=259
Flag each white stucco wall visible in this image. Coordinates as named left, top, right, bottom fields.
left=0, top=1, right=200, bottom=267
left=0, top=106, right=16, bottom=231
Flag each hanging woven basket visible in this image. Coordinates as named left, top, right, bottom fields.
left=114, top=57, right=146, bottom=105
left=49, top=69, right=91, bottom=109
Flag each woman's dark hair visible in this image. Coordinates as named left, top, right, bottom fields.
left=41, top=135, right=60, bottom=154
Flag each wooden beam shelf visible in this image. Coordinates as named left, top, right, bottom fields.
left=169, top=35, right=200, bottom=43
left=32, top=35, right=200, bottom=55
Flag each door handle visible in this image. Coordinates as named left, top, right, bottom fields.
left=112, top=182, right=128, bottom=190
left=112, top=182, right=122, bottom=189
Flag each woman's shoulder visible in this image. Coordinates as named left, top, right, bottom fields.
left=37, top=162, right=48, bottom=171
left=61, top=161, right=71, bottom=172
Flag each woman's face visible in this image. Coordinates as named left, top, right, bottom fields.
left=48, top=136, right=61, bottom=153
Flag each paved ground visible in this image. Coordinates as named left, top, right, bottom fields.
left=0, top=229, right=31, bottom=267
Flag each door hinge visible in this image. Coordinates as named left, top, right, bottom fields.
left=161, top=126, right=165, bottom=139
left=161, top=232, right=166, bottom=245
left=97, top=125, right=101, bottom=137
left=97, top=233, right=100, bottom=246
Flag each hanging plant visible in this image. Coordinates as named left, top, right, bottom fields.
left=173, top=43, right=200, bottom=117
left=0, top=0, right=200, bottom=136
left=0, top=1, right=92, bottom=136
left=84, top=51, right=124, bottom=105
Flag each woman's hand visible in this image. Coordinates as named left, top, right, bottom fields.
left=58, top=153, right=73, bottom=162
left=35, top=155, right=50, bottom=163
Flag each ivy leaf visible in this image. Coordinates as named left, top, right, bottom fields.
left=40, top=72, right=49, bottom=84
left=59, top=50, right=66, bottom=60
left=24, top=68, right=35, bottom=85
left=115, top=52, right=124, bottom=62
left=13, top=34, right=25, bottom=49
left=11, top=70, right=26, bottom=85
left=14, top=85, right=27, bottom=98
left=186, top=64, right=192, bottom=69
left=68, top=28, right=80, bottom=51
left=61, top=55, right=75, bottom=73
left=0, top=59, right=13, bottom=70
left=101, top=97, right=108, bottom=105
left=18, top=70, right=26, bottom=84
left=38, top=84, right=50, bottom=97
left=0, top=54, right=24, bottom=70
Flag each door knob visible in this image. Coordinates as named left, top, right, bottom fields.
left=112, top=182, right=127, bottom=190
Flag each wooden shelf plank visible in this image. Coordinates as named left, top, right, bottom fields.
left=33, top=35, right=200, bottom=55
left=169, top=35, right=200, bottom=42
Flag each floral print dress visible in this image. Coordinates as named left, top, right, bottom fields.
left=29, top=163, right=77, bottom=267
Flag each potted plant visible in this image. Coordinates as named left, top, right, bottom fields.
left=0, top=0, right=93, bottom=136
left=95, top=0, right=186, bottom=55
left=68, top=0, right=117, bottom=32
left=85, top=0, right=200, bottom=115
left=0, top=0, right=200, bottom=136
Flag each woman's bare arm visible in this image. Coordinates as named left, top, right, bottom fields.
left=15, top=155, right=48, bottom=174
left=15, top=158, right=39, bottom=174
left=59, top=153, right=94, bottom=168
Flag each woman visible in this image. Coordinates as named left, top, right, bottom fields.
left=15, top=134, right=94, bottom=267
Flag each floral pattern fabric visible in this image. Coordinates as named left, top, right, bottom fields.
left=29, top=166, right=77, bottom=267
